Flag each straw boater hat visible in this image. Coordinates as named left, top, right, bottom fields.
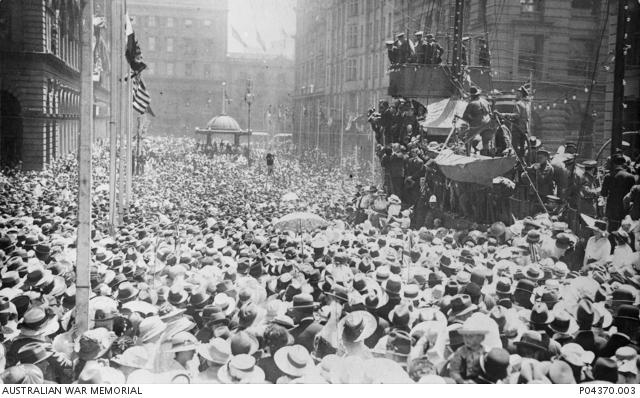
left=111, top=346, right=152, bottom=369
left=274, top=345, right=315, bottom=378
left=74, top=328, right=117, bottom=361
left=338, top=311, right=377, bottom=344
left=18, top=307, right=59, bottom=338
left=217, top=354, right=265, bottom=384
left=197, top=338, right=231, bottom=365
left=458, top=312, right=491, bottom=335
left=166, top=331, right=199, bottom=353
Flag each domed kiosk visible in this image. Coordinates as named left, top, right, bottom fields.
left=195, top=113, right=249, bottom=146
left=195, top=83, right=251, bottom=146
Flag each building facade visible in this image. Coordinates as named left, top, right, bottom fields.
left=224, top=53, right=294, bottom=135
left=128, top=0, right=229, bottom=136
left=0, top=0, right=111, bottom=170
left=604, top=0, right=640, bottom=154
left=295, top=0, right=613, bottom=157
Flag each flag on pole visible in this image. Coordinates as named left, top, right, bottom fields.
left=132, top=74, right=151, bottom=115
left=125, top=13, right=147, bottom=73
left=231, top=26, right=249, bottom=48
left=256, top=30, right=267, bottom=52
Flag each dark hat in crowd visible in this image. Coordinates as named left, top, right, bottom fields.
left=480, top=348, right=510, bottom=381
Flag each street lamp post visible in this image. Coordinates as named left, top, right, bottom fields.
left=245, top=79, right=254, bottom=165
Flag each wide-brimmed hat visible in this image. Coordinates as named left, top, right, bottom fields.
left=165, top=331, right=199, bottom=353
left=549, top=310, right=578, bottom=335
left=458, top=312, right=491, bottom=335
left=167, top=286, right=190, bottom=306
left=522, top=302, right=554, bottom=326
left=17, top=342, right=53, bottom=365
left=111, top=346, right=152, bottom=369
left=274, top=345, right=315, bottom=377
left=138, top=316, right=167, bottom=343
left=290, top=293, right=318, bottom=310
left=514, top=331, right=548, bottom=353
left=561, top=343, right=595, bottom=367
left=338, top=311, right=377, bottom=343
left=74, top=327, right=117, bottom=361
left=213, top=293, right=237, bottom=316
left=217, top=354, right=265, bottom=384
left=382, top=274, right=403, bottom=297
left=115, top=282, right=139, bottom=302
left=480, top=348, right=510, bottom=380
left=230, top=331, right=259, bottom=355
left=197, top=337, right=231, bottom=365
left=387, top=195, right=401, bottom=205
left=18, top=307, right=59, bottom=337
left=447, top=294, right=477, bottom=320
left=200, top=305, right=230, bottom=326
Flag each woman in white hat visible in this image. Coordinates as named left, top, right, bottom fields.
left=193, top=338, right=231, bottom=383
left=164, top=331, right=200, bottom=378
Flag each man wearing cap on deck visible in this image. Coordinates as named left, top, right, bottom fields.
left=412, top=31, right=427, bottom=64
left=386, top=40, right=399, bottom=66
left=495, top=84, right=531, bottom=158
left=394, top=33, right=413, bottom=65
left=425, top=34, right=444, bottom=64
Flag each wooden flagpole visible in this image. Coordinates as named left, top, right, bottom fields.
left=118, top=1, right=127, bottom=222
left=76, top=0, right=94, bottom=335
left=126, top=66, right=133, bottom=204
left=108, top=0, right=122, bottom=232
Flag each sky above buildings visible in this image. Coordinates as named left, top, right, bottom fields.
left=227, top=0, right=296, bottom=59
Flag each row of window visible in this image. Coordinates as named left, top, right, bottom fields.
left=146, top=61, right=226, bottom=78
left=45, top=7, right=81, bottom=71
left=146, top=36, right=221, bottom=56
left=132, top=15, right=215, bottom=29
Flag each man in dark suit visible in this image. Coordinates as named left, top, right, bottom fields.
left=386, top=41, right=398, bottom=66
left=413, top=31, right=427, bottom=64
left=395, top=33, right=413, bottom=65
left=601, top=153, right=636, bottom=231
left=495, top=85, right=531, bottom=157
left=425, top=34, right=444, bottom=64
left=286, top=293, right=322, bottom=353
left=376, top=274, right=403, bottom=322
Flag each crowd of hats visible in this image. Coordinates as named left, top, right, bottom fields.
left=0, top=137, right=638, bottom=384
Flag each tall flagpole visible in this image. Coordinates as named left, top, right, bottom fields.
left=118, top=1, right=127, bottom=222
left=340, top=96, right=344, bottom=168
left=108, top=0, right=121, bottom=232
left=126, top=68, right=133, bottom=203
left=315, top=102, right=320, bottom=149
left=76, top=0, right=94, bottom=335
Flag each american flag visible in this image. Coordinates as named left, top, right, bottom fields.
left=132, top=74, right=151, bottom=115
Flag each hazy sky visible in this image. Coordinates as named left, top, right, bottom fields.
left=227, top=0, right=296, bottom=58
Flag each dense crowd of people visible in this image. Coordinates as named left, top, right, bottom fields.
left=0, top=136, right=638, bottom=384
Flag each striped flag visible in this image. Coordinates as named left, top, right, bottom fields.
left=132, top=74, right=151, bottom=115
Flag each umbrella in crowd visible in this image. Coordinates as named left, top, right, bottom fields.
left=274, top=212, right=328, bottom=234
left=0, top=136, right=638, bottom=384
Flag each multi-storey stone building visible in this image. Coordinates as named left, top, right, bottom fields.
left=128, top=0, right=229, bottom=136
left=295, top=0, right=615, bottom=157
left=0, top=0, right=111, bottom=170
